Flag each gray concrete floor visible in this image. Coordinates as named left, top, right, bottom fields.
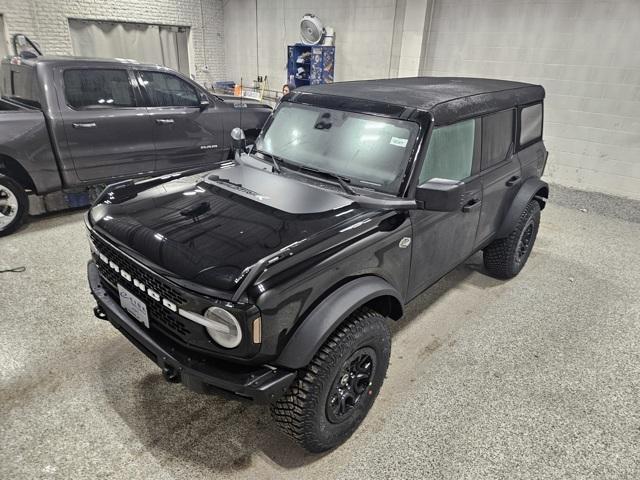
left=1, top=186, right=639, bottom=480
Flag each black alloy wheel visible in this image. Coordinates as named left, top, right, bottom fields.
left=326, top=347, right=377, bottom=423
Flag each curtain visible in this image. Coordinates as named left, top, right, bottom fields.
left=68, top=19, right=190, bottom=75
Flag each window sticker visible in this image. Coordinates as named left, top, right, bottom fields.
left=390, top=137, right=408, bottom=148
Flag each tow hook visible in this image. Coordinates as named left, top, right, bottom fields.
left=162, top=366, right=181, bottom=383
left=93, top=305, right=107, bottom=320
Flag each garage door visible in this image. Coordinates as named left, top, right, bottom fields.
left=68, top=19, right=190, bottom=75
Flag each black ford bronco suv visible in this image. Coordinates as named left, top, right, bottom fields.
left=86, top=77, right=548, bottom=452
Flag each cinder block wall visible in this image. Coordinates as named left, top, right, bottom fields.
left=421, top=0, right=640, bottom=199
left=224, top=0, right=405, bottom=87
left=0, top=0, right=225, bottom=85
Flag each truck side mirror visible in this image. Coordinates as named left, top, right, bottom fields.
left=199, top=92, right=210, bottom=111
left=230, top=127, right=246, bottom=156
left=415, top=179, right=465, bottom=211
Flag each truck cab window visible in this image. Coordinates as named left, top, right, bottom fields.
left=138, top=71, right=199, bottom=107
left=481, top=109, right=514, bottom=169
left=64, top=69, right=134, bottom=109
left=419, top=119, right=475, bottom=183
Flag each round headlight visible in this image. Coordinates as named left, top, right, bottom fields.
left=204, top=306, right=242, bottom=348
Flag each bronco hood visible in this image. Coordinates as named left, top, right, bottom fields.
left=89, top=164, right=369, bottom=292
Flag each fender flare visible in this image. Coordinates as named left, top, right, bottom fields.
left=496, top=177, right=548, bottom=238
left=0, top=153, right=37, bottom=192
left=275, top=276, right=404, bottom=369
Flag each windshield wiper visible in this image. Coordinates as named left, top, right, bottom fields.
left=294, top=165, right=357, bottom=196
left=255, top=150, right=282, bottom=173
left=254, top=150, right=356, bottom=195
left=207, top=175, right=243, bottom=187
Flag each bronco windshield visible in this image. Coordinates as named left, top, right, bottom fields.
left=255, top=102, right=419, bottom=194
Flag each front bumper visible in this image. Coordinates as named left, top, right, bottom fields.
left=88, top=261, right=295, bottom=403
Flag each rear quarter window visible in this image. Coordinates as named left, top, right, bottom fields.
left=519, top=103, right=543, bottom=147
left=1, top=65, right=41, bottom=108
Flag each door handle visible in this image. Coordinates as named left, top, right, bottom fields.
left=462, top=198, right=481, bottom=213
left=72, top=122, right=96, bottom=129
left=155, top=118, right=175, bottom=125
left=506, top=175, right=521, bottom=187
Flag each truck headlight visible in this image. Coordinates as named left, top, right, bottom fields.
left=204, top=306, right=242, bottom=348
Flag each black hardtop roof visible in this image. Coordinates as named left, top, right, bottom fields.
left=297, top=77, right=545, bottom=125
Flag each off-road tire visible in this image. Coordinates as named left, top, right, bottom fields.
left=483, top=200, right=541, bottom=279
left=0, top=175, right=28, bottom=237
left=270, top=308, right=391, bottom=453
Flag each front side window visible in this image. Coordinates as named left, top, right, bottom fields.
left=64, top=69, right=134, bottom=109
left=419, top=119, right=475, bottom=184
left=255, top=102, right=419, bottom=194
left=138, top=71, right=199, bottom=107
left=520, top=103, right=543, bottom=146
left=482, top=109, right=514, bottom=169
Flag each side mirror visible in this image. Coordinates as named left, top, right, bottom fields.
left=230, top=127, right=246, bottom=156
left=199, top=92, right=210, bottom=111
left=415, top=179, right=465, bottom=211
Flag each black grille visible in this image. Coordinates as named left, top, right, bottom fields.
left=91, top=233, right=186, bottom=305
left=90, top=233, right=191, bottom=339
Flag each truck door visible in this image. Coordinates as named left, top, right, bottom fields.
left=58, top=67, right=156, bottom=181
left=134, top=70, right=227, bottom=171
left=475, top=109, right=521, bottom=246
left=408, top=119, right=482, bottom=299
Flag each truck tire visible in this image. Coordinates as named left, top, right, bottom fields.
left=483, top=199, right=541, bottom=279
left=0, top=175, right=28, bottom=237
left=271, top=308, right=391, bottom=453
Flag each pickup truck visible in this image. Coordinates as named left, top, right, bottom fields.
left=0, top=55, right=271, bottom=236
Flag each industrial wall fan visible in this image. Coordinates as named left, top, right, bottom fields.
left=300, top=14, right=334, bottom=46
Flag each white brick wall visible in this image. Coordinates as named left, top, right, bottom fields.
left=0, top=0, right=225, bottom=85
left=421, top=0, right=640, bottom=199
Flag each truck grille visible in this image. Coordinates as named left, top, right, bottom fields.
left=90, top=233, right=192, bottom=339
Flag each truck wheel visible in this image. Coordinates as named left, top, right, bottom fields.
left=483, top=199, right=541, bottom=279
left=0, top=175, right=28, bottom=237
left=271, top=308, right=391, bottom=453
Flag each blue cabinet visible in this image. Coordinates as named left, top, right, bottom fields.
left=287, top=44, right=335, bottom=88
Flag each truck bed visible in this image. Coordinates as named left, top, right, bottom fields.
left=0, top=97, right=38, bottom=112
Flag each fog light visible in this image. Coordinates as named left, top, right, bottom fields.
left=204, top=306, right=242, bottom=348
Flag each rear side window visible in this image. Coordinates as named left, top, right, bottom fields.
left=481, top=109, right=514, bottom=169
left=420, top=119, right=476, bottom=183
left=138, top=71, right=199, bottom=107
left=3, top=66, right=41, bottom=108
left=520, top=103, right=543, bottom=146
left=64, top=69, right=134, bottom=109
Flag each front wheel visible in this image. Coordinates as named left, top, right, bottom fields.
left=0, top=175, right=28, bottom=237
left=271, top=308, right=391, bottom=453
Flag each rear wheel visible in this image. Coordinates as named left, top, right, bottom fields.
left=271, top=308, right=391, bottom=453
left=483, top=200, right=541, bottom=279
left=0, top=175, right=28, bottom=237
